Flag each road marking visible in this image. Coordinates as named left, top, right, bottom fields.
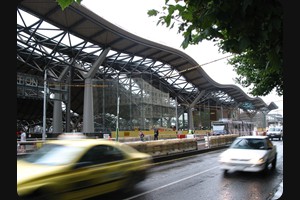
left=123, top=166, right=219, bottom=200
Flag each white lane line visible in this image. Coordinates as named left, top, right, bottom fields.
left=123, top=166, right=219, bottom=200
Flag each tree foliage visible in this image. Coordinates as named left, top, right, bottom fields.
left=148, top=0, right=283, bottom=97
left=56, top=0, right=81, bottom=10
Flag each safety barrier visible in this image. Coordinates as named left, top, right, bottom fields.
left=17, top=138, right=198, bottom=157
left=127, top=138, right=198, bottom=156
left=204, top=134, right=238, bottom=148
left=17, top=135, right=234, bottom=158
left=17, top=140, right=45, bottom=154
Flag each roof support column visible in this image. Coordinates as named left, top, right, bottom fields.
left=229, top=103, right=241, bottom=119
left=52, top=66, right=69, bottom=133
left=260, top=111, right=268, bottom=130
left=83, top=47, right=110, bottom=133
left=175, top=97, right=178, bottom=132
left=188, top=90, right=205, bottom=131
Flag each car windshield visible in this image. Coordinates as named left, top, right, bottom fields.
left=230, top=138, right=266, bottom=150
left=269, top=127, right=281, bottom=132
left=23, top=143, right=85, bottom=166
left=213, top=125, right=225, bottom=131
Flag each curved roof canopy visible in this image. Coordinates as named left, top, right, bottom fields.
left=17, top=0, right=277, bottom=121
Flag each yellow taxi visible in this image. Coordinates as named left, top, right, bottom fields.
left=17, top=138, right=153, bottom=200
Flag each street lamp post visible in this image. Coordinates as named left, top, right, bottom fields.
left=42, top=69, right=47, bottom=141
left=116, top=96, right=120, bottom=141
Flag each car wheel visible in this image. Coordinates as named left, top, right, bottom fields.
left=121, top=172, right=138, bottom=193
left=261, top=162, right=269, bottom=174
left=27, top=188, right=63, bottom=200
left=223, top=169, right=228, bottom=175
left=271, top=155, right=277, bottom=170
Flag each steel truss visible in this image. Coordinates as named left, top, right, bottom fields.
left=17, top=2, right=276, bottom=132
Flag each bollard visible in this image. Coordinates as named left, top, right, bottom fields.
left=205, top=133, right=210, bottom=148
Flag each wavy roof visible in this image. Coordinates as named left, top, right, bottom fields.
left=17, top=0, right=277, bottom=121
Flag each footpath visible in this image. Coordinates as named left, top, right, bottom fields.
left=270, top=180, right=283, bottom=200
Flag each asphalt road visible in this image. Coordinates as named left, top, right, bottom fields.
left=89, top=140, right=283, bottom=200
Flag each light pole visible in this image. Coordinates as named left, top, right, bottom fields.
left=42, top=69, right=48, bottom=141
left=116, top=96, right=120, bottom=141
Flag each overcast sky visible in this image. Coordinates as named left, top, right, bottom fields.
left=81, top=0, right=283, bottom=115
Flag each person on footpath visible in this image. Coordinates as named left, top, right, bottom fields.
left=154, top=128, right=159, bottom=140
left=139, top=129, right=145, bottom=141
left=20, top=129, right=27, bottom=153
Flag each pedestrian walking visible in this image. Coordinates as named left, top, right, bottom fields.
left=154, top=128, right=159, bottom=140
left=20, top=129, right=27, bottom=153
left=139, top=129, right=145, bottom=141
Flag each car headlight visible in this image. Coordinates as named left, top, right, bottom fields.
left=251, top=157, right=266, bottom=165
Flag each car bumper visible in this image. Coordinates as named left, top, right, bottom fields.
left=267, top=134, right=281, bottom=138
left=219, top=162, right=266, bottom=172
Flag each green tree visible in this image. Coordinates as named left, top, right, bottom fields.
left=56, top=0, right=81, bottom=10
left=148, top=0, right=283, bottom=97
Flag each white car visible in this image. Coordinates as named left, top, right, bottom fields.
left=266, top=126, right=283, bottom=140
left=218, top=136, right=277, bottom=174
